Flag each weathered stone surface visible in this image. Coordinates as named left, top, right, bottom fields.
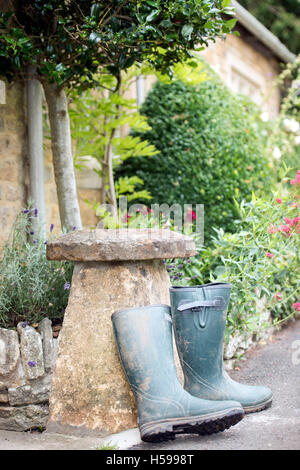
left=46, top=229, right=196, bottom=262
left=17, top=324, right=45, bottom=380
left=51, top=337, right=60, bottom=371
left=0, top=404, right=48, bottom=431
left=0, top=328, right=20, bottom=376
left=0, top=361, right=26, bottom=391
left=224, top=331, right=245, bottom=360
left=0, top=328, right=25, bottom=390
left=0, top=390, right=8, bottom=403
left=8, top=375, right=52, bottom=406
left=47, top=259, right=171, bottom=436
left=39, top=318, right=53, bottom=372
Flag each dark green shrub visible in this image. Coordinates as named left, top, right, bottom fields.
left=116, top=65, right=274, bottom=240
left=0, top=209, right=73, bottom=328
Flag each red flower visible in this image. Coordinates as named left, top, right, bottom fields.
left=186, top=209, right=197, bottom=223
left=266, top=252, right=274, bottom=258
left=274, top=292, right=282, bottom=301
left=276, top=198, right=283, bottom=204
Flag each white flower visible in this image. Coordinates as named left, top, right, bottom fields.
left=283, top=118, right=300, bottom=134
left=295, top=135, right=300, bottom=146
left=260, top=111, right=269, bottom=122
left=273, top=147, right=282, bottom=160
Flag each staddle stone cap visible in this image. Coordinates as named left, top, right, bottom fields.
left=46, top=228, right=196, bottom=261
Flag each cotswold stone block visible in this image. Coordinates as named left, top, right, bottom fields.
left=17, top=324, right=45, bottom=380
left=0, top=404, right=48, bottom=431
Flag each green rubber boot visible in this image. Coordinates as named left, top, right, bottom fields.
left=111, top=304, right=244, bottom=443
left=170, top=283, right=273, bottom=413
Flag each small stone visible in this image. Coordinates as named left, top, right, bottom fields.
left=17, top=323, right=44, bottom=380
left=8, top=375, right=52, bottom=406
left=0, top=390, right=8, bottom=403
left=0, top=328, right=20, bottom=376
left=39, top=318, right=53, bottom=372
left=224, top=359, right=236, bottom=370
left=0, top=360, right=26, bottom=391
left=0, top=404, right=48, bottom=431
left=224, top=332, right=244, bottom=360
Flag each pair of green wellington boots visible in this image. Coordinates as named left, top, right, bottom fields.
left=111, top=282, right=272, bottom=443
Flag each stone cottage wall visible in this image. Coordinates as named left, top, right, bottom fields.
left=0, top=81, right=99, bottom=251
left=0, top=81, right=27, bottom=251
left=201, top=33, right=281, bottom=119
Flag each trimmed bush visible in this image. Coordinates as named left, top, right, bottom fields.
left=116, top=64, right=274, bottom=240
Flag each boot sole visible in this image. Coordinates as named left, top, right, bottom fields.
left=243, top=397, right=273, bottom=414
left=140, top=408, right=244, bottom=443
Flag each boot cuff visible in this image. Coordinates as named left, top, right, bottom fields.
left=170, top=282, right=232, bottom=292
left=111, top=304, right=170, bottom=320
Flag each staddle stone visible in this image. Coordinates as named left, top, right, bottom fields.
left=46, top=229, right=195, bottom=436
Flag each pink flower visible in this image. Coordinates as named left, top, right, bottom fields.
left=274, top=292, right=282, bottom=301
left=276, top=198, right=283, bottom=204
left=268, top=225, right=277, bottom=234
left=290, top=170, right=300, bottom=186
left=121, top=213, right=132, bottom=223
left=266, top=252, right=274, bottom=258
left=292, top=302, right=300, bottom=312
left=277, top=224, right=292, bottom=236
left=289, top=202, right=298, bottom=208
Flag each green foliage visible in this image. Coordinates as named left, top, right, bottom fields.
left=167, top=168, right=300, bottom=338
left=70, top=69, right=158, bottom=165
left=115, top=176, right=152, bottom=203
left=239, top=1, right=300, bottom=54
left=116, top=60, right=274, bottom=239
left=0, top=1, right=235, bottom=87
left=70, top=66, right=156, bottom=207
left=0, top=209, right=73, bottom=329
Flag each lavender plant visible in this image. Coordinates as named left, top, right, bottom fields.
left=0, top=208, right=73, bottom=328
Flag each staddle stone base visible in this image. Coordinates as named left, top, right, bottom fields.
left=47, top=259, right=173, bottom=436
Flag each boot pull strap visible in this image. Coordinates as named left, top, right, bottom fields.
left=177, top=297, right=225, bottom=312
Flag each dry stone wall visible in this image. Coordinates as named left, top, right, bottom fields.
left=0, top=319, right=59, bottom=431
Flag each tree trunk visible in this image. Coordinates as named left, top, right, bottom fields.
left=43, top=82, right=82, bottom=231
